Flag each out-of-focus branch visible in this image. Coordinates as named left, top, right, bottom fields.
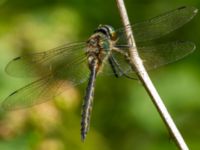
left=115, top=0, right=189, bottom=150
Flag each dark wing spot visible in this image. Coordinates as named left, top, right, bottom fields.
left=9, top=90, right=18, bottom=96
left=13, top=56, right=21, bottom=61
left=178, top=6, right=186, bottom=10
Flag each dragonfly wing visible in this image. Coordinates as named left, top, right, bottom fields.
left=116, top=6, right=198, bottom=43
left=139, top=41, right=196, bottom=70
left=2, top=58, right=90, bottom=110
left=2, top=43, right=90, bottom=110
left=100, top=48, right=134, bottom=78
left=99, top=55, right=124, bottom=77
left=2, top=75, right=57, bottom=110
left=5, top=42, right=86, bottom=77
left=106, top=41, right=195, bottom=78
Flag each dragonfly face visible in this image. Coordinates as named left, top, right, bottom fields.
left=1, top=6, right=198, bottom=141
left=86, top=25, right=117, bottom=72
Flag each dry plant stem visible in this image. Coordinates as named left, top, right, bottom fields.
left=115, top=0, right=189, bottom=150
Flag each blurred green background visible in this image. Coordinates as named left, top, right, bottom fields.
left=0, top=0, right=199, bottom=150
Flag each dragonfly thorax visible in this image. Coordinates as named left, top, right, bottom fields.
left=86, top=25, right=118, bottom=72
left=86, top=34, right=111, bottom=72
left=86, top=25, right=117, bottom=52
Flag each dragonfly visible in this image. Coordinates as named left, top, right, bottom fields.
left=1, top=6, right=198, bottom=141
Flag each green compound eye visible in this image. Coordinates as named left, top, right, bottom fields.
left=104, top=25, right=117, bottom=40
left=96, top=24, right=117, bottom=40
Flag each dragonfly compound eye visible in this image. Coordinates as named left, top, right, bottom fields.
left=105, top=25, right=117, bottom=41
left=94, top=24, right=117, bottom=41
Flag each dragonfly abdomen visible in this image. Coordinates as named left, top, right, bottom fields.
left=81, top=58, right=98, bottom=141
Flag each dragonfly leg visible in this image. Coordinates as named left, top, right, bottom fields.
left=108, top=56, right=122, bottom=78
left=111, top=47, right=136, bottom=79
left=112, top=47, right=129, bottom=58
left=110, top=54, right=136, bottom=79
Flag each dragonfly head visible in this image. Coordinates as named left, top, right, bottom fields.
left=94, top=24, right=117, bottom=41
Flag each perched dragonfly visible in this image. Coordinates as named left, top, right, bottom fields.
left=2, top=6, right=198, bottom=141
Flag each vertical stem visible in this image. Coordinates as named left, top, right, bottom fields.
left=115, top=0, right=189, bottom=150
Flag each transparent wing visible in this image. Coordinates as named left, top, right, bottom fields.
left=2, top=75, right=58, bottom=110
left=117, top=6, right=198, bottom=43
left=107, top=41, right=195, bottom=78
left=102, top=56, right=125, bottom=77
left=2, top=43, right=90, bottom=110
left=139, top=41, right=196, bottom=70
left=5, top=42, right=86, bottom=77
left=101, top=49, right=131, bottom=77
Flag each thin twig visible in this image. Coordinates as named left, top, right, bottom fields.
left=115, top=0, right=189, bottom=150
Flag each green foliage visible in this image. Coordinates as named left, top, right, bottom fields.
left=0, top=0, right=199, bottom=150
